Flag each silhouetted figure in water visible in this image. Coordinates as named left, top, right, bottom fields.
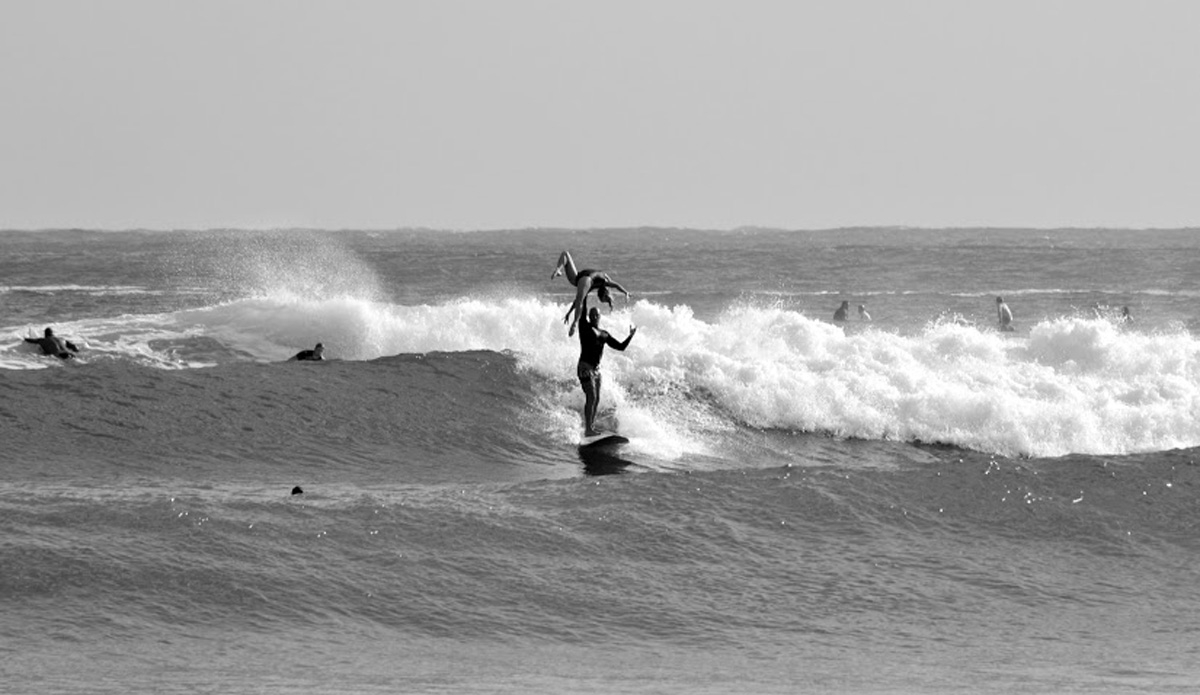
left=833, top=301, right=850, bottom=321
left=996, top=296, right=1014, bottom=331
left=290, top=343, right=325, bottom=361
left=25, top=327, right=79, bottom=359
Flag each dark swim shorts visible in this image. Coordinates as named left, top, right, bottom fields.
left=577, top=361, right=601, bottom=396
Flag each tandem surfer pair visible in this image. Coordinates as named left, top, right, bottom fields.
left=554, top=251, right=637, bottom=438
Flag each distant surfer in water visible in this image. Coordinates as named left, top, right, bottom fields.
left=552, top=250, right=631, bottom=337
left=577, top=303, right=636, bottom=437
left=290, top=343, right=325, bottom=361
left=996, top=296, right=1014, bottom=331
left=858, top=304, right=871, bottom=321
left=25, top=327, right=79, bottom=359
left=833, top=301, right=850, bottom=321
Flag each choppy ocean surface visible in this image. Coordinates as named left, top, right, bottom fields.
left=3, top=227, right=1200, bottom=694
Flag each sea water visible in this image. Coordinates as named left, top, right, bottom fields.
left=2, top=228, right=1199, bottom=693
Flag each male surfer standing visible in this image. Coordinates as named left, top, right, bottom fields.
left=577, top=303, right=636, bottom=436
left=24, top=327, right=79, bottom=359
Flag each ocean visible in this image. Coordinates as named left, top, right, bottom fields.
left=3, top=227, right=1199, bottom=694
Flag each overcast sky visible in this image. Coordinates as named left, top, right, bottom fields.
left=2, top=1, right=1198, bottom=230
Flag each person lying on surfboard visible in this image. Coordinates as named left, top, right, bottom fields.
left=577, top=302, right=636, bottom=437
left=24, top=327, right=80, bottom=360
left=289, top=342, right=325, bottom=361
left=552, top=250, right=631, bottom=337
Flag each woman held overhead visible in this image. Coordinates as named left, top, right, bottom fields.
left=552, top=250, right=631, bottom=336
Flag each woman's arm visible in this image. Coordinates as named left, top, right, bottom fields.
left=605, top=279, right=631, bottom=299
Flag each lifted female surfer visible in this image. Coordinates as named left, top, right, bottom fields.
left=552, top=250, right=631, bottom=336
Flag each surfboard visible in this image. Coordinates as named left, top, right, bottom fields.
left=580, top=432, right=629, bottom=449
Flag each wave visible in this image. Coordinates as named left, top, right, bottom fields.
left=4, top=290, right=1200, bottom=459
left=610, top=304, right=1200, bottom=458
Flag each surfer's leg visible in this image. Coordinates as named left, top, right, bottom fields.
left=552, top=250, right=579, bottom=283
left=579, top=363, right=601, bottom=435
left=585, top=371, right=603, bottom=435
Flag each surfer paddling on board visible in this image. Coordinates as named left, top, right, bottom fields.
left=552, top=250, right=631, bottom=336
left=577, top=303, right=636, bottom=437
left=996, top=296, right=1014, bottom=332
left=25, top=327, right=80, bottom=359
left=290, top=342, right=325, bottom=361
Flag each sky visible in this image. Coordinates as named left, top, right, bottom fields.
left=2, top=0, right=1199, bottom=231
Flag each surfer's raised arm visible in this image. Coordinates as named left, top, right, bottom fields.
left=606, top=324, right=637, bottom=352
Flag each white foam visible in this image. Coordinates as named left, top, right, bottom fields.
left=506, top=300, right=1200, bottom=458
left=608, top=307, right=1200, bottom=458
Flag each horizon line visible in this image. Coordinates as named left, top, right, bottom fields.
left=2, top=224, right=1197, bottom=234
